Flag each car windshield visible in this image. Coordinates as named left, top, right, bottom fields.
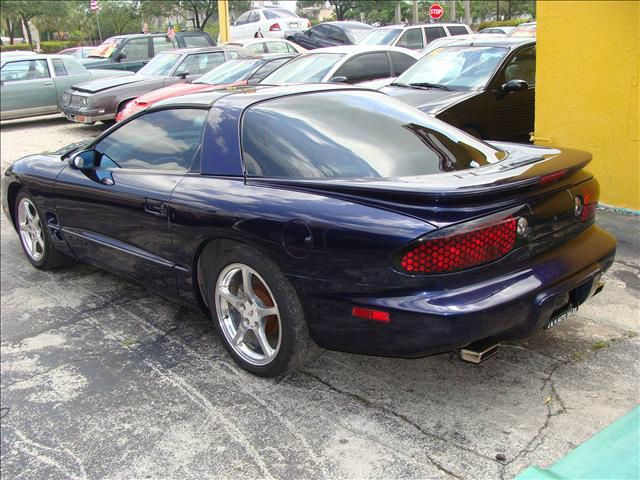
left=265, top=8, right=298, bottom=18
left=396, top=46, right=509, bottom=90
left=243, top=91, right=504, bottom=179
left=196, top=59, right=263, bottom=84
left=359, top=28, right=403, bottom=45
left=261, top=53, right=344, bottom=84
left=138, top=53, right=182, bottom=76
left=88, top=39, right=121, bottom=58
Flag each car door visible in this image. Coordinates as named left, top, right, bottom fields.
left=53, top=108, right=209, bottom=293
left=331, top=52, right=392, bottom=84
left=114, top=37, right=152, bottom=72
left=488, top=45, right=536, bottom=140
left=0, top=59, right=57, bottom=119
left=231, top=12, right=251, bottom=40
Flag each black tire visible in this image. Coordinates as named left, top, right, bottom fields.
left=14, top=190, right=68, bottom=270
left=203, top=244, right=314, bottom=377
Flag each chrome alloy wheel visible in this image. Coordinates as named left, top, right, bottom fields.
left=18, top=198, right=45, bottom=262
left=215, top=263, right=282, bottom=366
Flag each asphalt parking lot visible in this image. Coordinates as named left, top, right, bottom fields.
left=1, top=115, right=639, bottom=479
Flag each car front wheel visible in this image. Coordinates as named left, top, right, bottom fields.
left=15, top=190, right=68, bottom=269
left=205, top=245, right=314, bottom=377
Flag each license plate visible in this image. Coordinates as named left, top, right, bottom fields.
left=289, top=23, right=298, bottom=28
left=76, top=115, right=86, bottom=123
left=544, top=306, right=578, bottom=330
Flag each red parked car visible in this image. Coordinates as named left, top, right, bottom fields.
left=116, top=54, right=295, bottom=122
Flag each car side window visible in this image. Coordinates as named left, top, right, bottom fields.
left=503, top=46, right=536, bottom=86
left=235, top=12, right=250, bottom=26
left=446, top=26, right=469, bottom=36
left=153, top=36, right=175, bottom=54
left=175, top=52, right=226, bottom=75
left=265, top=41, right=288, bottom=53
left=326, top=26, right=347, bottom=43
left=228, top=50, right=240, bottom=59
left=424, top=26, right=447, bottom=43
left=389, top=52, right=417, bottom=76
left=310, top=25, right=329, bottom=38
left=121, top=38, right=150, bottom=60
left=396, top=28, right=423, bottom=49
left=263, top=10, right=279, bottom=20
left=94, top=109, right=208, bottom=172
left=248, top=43, right=266, bottom=54
left=182, top=35, right=211, bottom=48
left=0, top=59, right=50, bottom=82
left=286, top=43, right=299, bottom=54
left=248, top=11, right=259, bottom=23
left=333, top=52, right=391, bottom=83
left=52, top=58, right=68, bottom=76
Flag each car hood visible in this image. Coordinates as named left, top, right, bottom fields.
left=135, top=82, right=210, bottom=105
left=380, top=85, right=480, bottom=114
left=71, top=74, right=157, bottom=93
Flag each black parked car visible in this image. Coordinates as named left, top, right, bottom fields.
left=81, top=31, right=216, bottom=72
left=380, top=38, right=536, bottom=142
left=287, top=21, right=373, bottom=50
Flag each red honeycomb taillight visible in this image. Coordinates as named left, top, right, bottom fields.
left=398, top=216, right=518, bottom=274
left=269, top=23, right=281, bottom=31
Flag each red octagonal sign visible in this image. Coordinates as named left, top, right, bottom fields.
left=429, top=3, right=444, bottom=19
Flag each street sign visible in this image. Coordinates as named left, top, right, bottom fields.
left=429, top=3, right=444, bottom=20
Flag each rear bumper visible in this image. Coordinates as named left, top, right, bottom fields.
left=295, top=224, right=616, bottom=357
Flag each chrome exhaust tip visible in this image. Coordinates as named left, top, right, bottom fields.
left=459, top=339, right=500, bottom=364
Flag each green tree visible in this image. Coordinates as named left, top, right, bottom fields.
left=2, top=0, right=62, bottom=48
left=99, top=0, right=141, bottom=35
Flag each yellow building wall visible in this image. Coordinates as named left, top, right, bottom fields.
left=534, top=0, right=639, bottom=210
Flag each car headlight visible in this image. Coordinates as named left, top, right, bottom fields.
left=63, top=92, right=70, bottom=103
left=81, top=97, right=88, bottom=107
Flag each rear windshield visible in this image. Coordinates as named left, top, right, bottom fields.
left=196, top=59, right=263, bottom=84
left=242, top=91, right=504, bottom=179
left=359, top=28, right=403, bottom=45
left=261, top=53, right=344, bottom=84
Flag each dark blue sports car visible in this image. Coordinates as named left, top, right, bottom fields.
left=1, top=84, right=616, bottom=377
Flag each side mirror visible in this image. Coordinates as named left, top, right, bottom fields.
left=177, top=71, right=190, bottom=79
left=305, top=30, right=312, bottom=36
left=114, top=52, right=126, bottom=62
left=69, top=150, right=95, bottom=170
left=328, top=76, right=348, bottom=83
left=502, top=79, right=529, bottom=93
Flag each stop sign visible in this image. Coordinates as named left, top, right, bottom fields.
left=429, top=3, right=444, bottom=19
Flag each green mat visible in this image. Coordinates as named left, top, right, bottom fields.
left=516, top=406, right=639, bottom=480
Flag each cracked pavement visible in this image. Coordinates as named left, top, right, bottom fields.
left=1, top=116, right=639, bottom=479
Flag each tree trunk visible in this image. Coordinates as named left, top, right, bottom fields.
left=22, top=16, right=34, bottom=49
left=5, top=18, right=15, bottom=45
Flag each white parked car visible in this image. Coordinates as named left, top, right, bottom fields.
left=230, top=8, right=311, bottom=41
left=358, top=23, right=472, bottom=51
left=260, top=45, right=420, bottom=85
left=225, top=38, right=306, bottom=55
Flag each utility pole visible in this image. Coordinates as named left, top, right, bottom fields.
left=496, top=0, right=500, bottom=20
left=413, top=0, right=418, bottom=24
left=464, top=0, right=471, bottom=25
left=218, top=0, right=229, bottom=42
left=395, top=1, right=402, bottom=24
left=450, top=0, right=456, bottom=21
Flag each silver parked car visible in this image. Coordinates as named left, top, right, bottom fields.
left=1, top=54, right=132, bottom=121
left=61, top=46, right=247, bottom=125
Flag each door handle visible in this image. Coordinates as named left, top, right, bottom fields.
left=144, top=198, right=167, bottom=217
left=43, top=82, right=52, bottom=85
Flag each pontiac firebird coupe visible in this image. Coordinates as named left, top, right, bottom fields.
left=1, top=85, right=616, bottom=377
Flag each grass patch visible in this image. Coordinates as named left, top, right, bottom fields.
left=591, top=340, right=610, bottom=351
left=122, top=339, right=139, bottom=347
